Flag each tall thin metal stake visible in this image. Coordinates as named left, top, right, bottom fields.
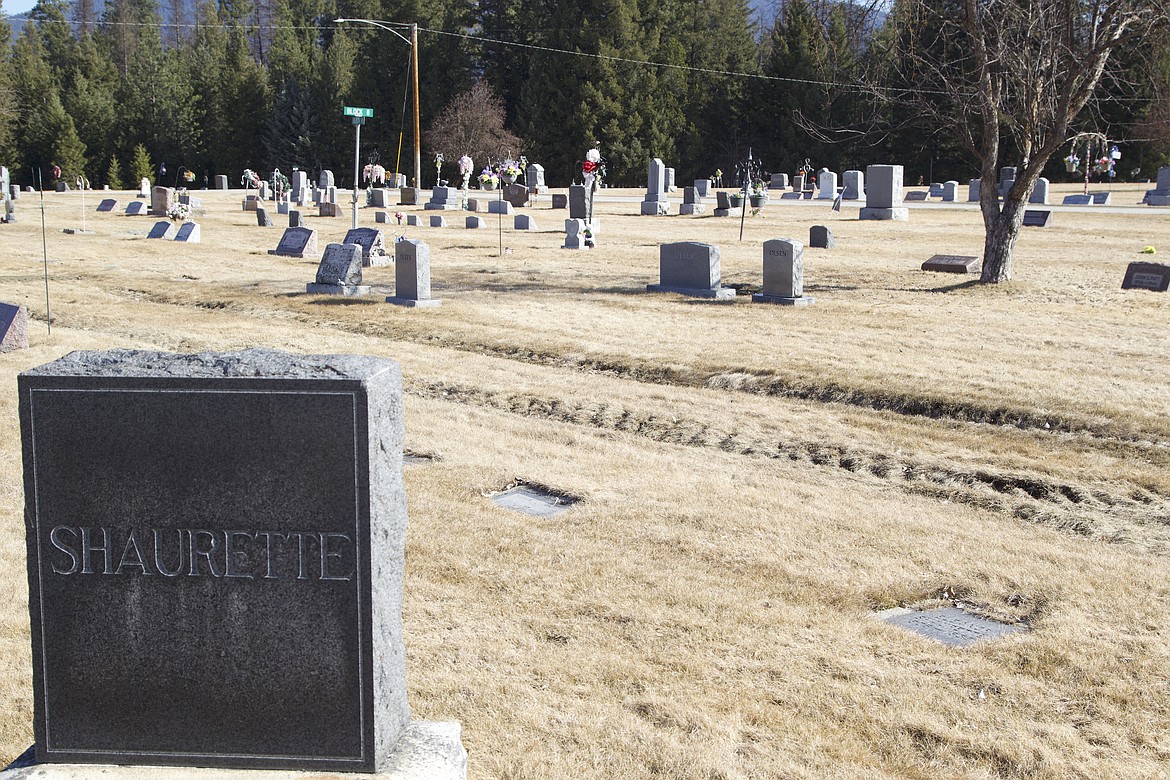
left=37, top=169, right=51, bottom=336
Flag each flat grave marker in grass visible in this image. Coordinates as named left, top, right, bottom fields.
left=1121, top=261, right=1170, bottom=292
left=881, top=607, right=1027, bottom=648
left=922, top=254, right=980, bottom=274
left=490, top=485, right=577, bottom=518
left=1022, top=209, right=1052, bottom=227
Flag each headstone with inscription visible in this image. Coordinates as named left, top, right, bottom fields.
left=568, top=185, right=588, bottom=220
left=147, top=221, right=177, bottom=240
left=150, top=186, right=174, bottom=216
left=1, top=301, right=29, bottom=352
left=268, top=227, right=319, bottom=259
left=386, top=239, right=441, bottom=308
left=17, top=348, right=466, bottom=774
left=1022, top=210, right=1052, bottom=227
left=550, top=193, right=568, bottom=210
left=647, top=242, right=734, bottom=299
left=213, top=175, right=228, bottom=190
left=343, top=227, right=391, bottom=268
left=754, top=238, right=813, bottom=306
left=503, top=183, right=528, bottom=208
left=817, top=170, right=838, bottom=200
left=424, top=186, right=460, bottom=211
left=96, top=199, right=118, bottom=213
left=842, top=170, right=863, bottom=200
left=640, top=159, right=669, bottom=215
left=922, top=254, right=980, bottom=273
left=308, top=243, right=369, bottom=295
left=904, top=191, right=928, bottom=201
left=1121, top=262, right=1170, bottom=291
left=859, top=165, right=908, bottom=221
left=174, top=222, right=200, bottom=243
left=124, top=201, right=147, bottom=216
left=525, top=164, right=545, bottom=193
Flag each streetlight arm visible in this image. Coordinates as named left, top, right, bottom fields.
left=334, top=18, right=411, bottom=45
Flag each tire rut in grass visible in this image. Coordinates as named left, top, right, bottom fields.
left=407, top=378, right=1170, bottom=552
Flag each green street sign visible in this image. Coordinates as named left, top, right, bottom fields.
left=343, top=106, right=374, bottom=118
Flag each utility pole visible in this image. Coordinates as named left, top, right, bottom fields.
left=411, top=23, right=421, bottom=190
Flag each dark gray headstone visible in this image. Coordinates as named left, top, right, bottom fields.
left=147, top=221, right=177, bottom=240
left=1089, top=191, right=1111, bottom=205
left=386, top=239, right=440, bottom=308
left=398, top=187, right=419, bottom=206
left=1, top=301, right=29, bottom=352
left=319, top=202, right=343, bottom=218
left=502, top=183, right=528, bottom=208
left=174, top=222, right=201, bottom=243
left=647, top=242, right=734, bottom=299
left=550, top=194, right=568, bottom=210
left=55, top=181, right=69, bottom=192
left=568, top=185, right=588, bottom=220
left=289, top=210, right=303, bottom=228
left=17, top=348, right=410, bottom=771
left=370, top=189, right=391, bottom=208
left=922, top=254, right=980, bottom=273
left=256, top=207, right=273, bottom=227
left=96, top=199, right=118, bottom=213
left=1022, top=210, right=1052, bottom=227
left=466, top=216, right=486, bottom=229
left=1062, top=194, right=1092, bottom=205
left=487, top=200, right=513, bottom=215
left=1121, top=262, right=1170, bottom=292
left=428, top=215, right=447, bottom=228
left=883, top=607, right=1026, bottom=647
left=716, top=191, right=731, bottom=210
left=809, top=225, right=834, bottom=249
left=904, top=191, right=928, bottom=201
left=268, top=227, right=319, bottom=259
left=342, top=227, right=390, bottom=267
left=514, top=214, right=537, bottom=230
left=314, top=243, right=363, bottom=286
left=213, top=175, right=228, bottom=190
left=125, top=201, right=147, bottom=216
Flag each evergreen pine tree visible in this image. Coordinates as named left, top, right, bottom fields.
left=130, top=143, right=153, bottom=185
left=105, top=155, right=125, bottom=189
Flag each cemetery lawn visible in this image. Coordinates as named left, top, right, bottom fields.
left=1, top=186, right=1169, bottom=778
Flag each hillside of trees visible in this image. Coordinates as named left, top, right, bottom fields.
left=0, top=0, right=1167, bottom=190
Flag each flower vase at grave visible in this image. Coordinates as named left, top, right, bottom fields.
left=503, top=174, right=517, bottom=185
left=750, top=194, right=766, bottom=207
left=483, top=181, right=496, bottom=191
left=729, top=194, right=744, bottom=209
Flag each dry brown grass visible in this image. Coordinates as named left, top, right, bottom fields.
left=1, top=185, right=1169, bottom=778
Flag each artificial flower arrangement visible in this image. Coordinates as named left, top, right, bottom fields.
left=394, top=211, right=405, bottom=224
left=182, top=170, right=195, bottom=183
left=458, top=155, right=474, bottom=189
left=363, top=163, right=387, bottom=187
left=582, top=148, right=603, bottom=187
left=241, top=169, right=260, bottom=188
left=434, top=153, right=445, bottom=184
left=500, top=160, right=522, bottom=180
left=479, top=167, right=499, bottom=188
left=166, top=202, right=191, bottom=222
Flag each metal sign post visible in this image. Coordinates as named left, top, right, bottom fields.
left=344, top=106, right=374, bottom=230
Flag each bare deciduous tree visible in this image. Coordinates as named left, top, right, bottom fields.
left=890, top=0, right=1169, bottom=283
left=425, top=81, right=524, bottom=171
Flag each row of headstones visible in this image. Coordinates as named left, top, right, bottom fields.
left=308, top=238, right=439, bottom=308
left=146, top=220, right=201, bottom=242
left=647, top=240, right=814, bottom=305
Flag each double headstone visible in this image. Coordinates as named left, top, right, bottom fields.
left=424, top=186, right=461, bottom=211
left=1, top=301, right=29, bottom=352
left=817, top=171, right=838, bottom=200
left=150, top=186, right=174, bottom=216
left=647, top=242, right=735, bottom=299
left=16, top=348, right=465, bottom=773
left=386, top=239, right=441, bottom=307
left=342, top=227, right=391, bottom=267
left=859, top=165, right=908, bottom=221
left=769, top=173, right=789, bottom=191
left=842, top=170, right=864, bottom=200
left=640, top=159, right=669, bottom=216
left=754, top=239, right=813, bottom=305
left=308, top=243, right=369, bottom=295
left=269, top=226, right=319, bottom=258
left=679, top=186, right=704, bottom=216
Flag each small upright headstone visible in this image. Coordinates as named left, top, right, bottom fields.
left=307, top=243, right=368, bottom=295
left=817, top=171, right=838, bottom=200
left=695, top=179, right=713, bottom=197
left=0, top=301, right=29, bottom=352
left=941, top=181, right=959, bottom=201
left=679, top=187, right=704, bottom=216
left=568, top=185, right=588, bottom=220
left=842, top=170, right=864, bottom=200
left=563, top=219, right=589, bottom=250
left=256, top=206, right=273, bottom=227
left=174, top=221, right=201, bottom=243
left=243, top=195, right=259, bottom=212
left=487, top=200, right=514, bottom=215
left=10, top=184, right=20, bottom=200
left=1030, top=178, right=1050, bottom=204
left=647, top=242, right=734, bottom=299
left=466, top=216, right=486, bottom=229
left=343, top=227, right=391, bottom=267
left=551, top=194, right=568, bottom=210
left=370, top=189, right=391, bottom=208
left=386, top=239, right=441, bottom=308
left=399, top=187, right=420, bottom=206
left=268, top=226, right=319, bottom=258
left=640, top=159, right=669, bottom=215
left=289, top=209, right=303, bottom=228
left=97, top=199, right=118, bottom=212
left=424, top=186, right=460, bottom=211
left=1121, top=262, right=1170, bottom=291
left=150, top=186, right=174, bottom=216
left=429, top=215, right=447, bottom=228
left=525, top=164, right=545, bottom=193
left=258, top=181, right=270, bottom=200
left=968, top=179, right=981, bottom=202
left=859, top=165, right=908, bottom=221
left=319, top=170, right=335, bottom=189
left=665, top=167, right=676, bottom=192
left=147, top=220, right=177, bottom=239
left=792, top=174, right=806, bottom=193
left=754, top=238, right=813, bottom=306
left=406, top=214, right=422, bottom=227
left=998, top=166, right=1017, bottom=196
left=213, top=174, right=229, bottom=190
left=319, top=202, right=343, bottom=217
left=714, top=191, right=731, bottom=217
left=503, top=183, right=528, bottom=208
left=138, top=178, right=151, bottom=197
left=326, top=186, right=337, bottom=204
left=54, top=181, right=70, bottom=193
left=809, top=225, right=834, bottom=249
left=514, top=214, right=538, bottom=230
left=124, top=201, right=147, bottom=216
left=769, top=173, right=789, bottom=191
left=375, top=211, right=389, bottom=224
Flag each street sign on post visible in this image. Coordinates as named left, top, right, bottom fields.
left=343, top=106, right=374, bottom=118
left=344, top=108, right=373, bottom=230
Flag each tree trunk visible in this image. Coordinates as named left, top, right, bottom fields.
left=980, top=187, right=1029, bottom=283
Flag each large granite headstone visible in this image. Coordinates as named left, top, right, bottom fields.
left=647, top=242, right=734, bottom=299
left=568, top=185, right=588, bottom=220
left=1121, top=262, right=1170, bottom=291
left=386, top=239, right=441, bottom=308
left=290, top=171, right=308, bottom=202
left=149, top=186, right=174, bottom=217
left=147, top=221, right=177, bottom=239
left=424, top=186, right=460, bottom=211
left=859, top=165, right=908, bottom=221
left=17, top=348, right=467, bottom=773
left=1, top=302, right=29, bottom=352
left=503, top=183, right=529, bottom=208
left=343, top=227, right=391, bottom=268
left=268, top=227, right=319, bottom=259
left=1145, top=166, right=1170, bottom=206
left=308, top=243, right=369, bottom=295
left=640, top=159, right=669, bottom=215
left=754, top=238, right=813, bottom=306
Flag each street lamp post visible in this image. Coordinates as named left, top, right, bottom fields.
left=335, top=18, right=421, bottom=193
